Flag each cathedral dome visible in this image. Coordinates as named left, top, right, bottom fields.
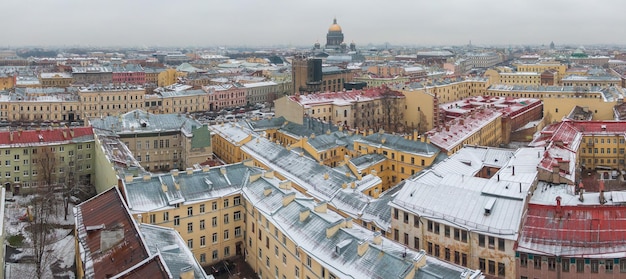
left=328, top=18, right=342, bottom=32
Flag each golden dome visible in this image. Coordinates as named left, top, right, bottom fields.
left=328, top=18, right=342, bottom=32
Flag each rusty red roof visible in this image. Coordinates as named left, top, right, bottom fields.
left=518, top=203, right=626, bottom=257
left=75, top=187, right=168, bottom=279
left=0, top=127, right=93, bottom=145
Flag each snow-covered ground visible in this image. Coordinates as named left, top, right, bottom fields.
left=4, top=193, right=77, bottom=279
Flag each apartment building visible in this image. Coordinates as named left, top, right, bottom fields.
left=71, top=66, right=113, bottom=85
left=77, top=85, right=145, bottom=118
left=396, top=78, right=488, bottom=133
left=0, top=73, right=14, bottom=90
left=427, top=107, right=503, bottom=155
left=353, top=131, right=442, bottom=190
left=390, top=146, right=544, bottom=278
left=486, top=85, right=625, bottom=123
left=123, top=163, right=252, bottom=266
left=144, top=89, right=209, bottom=114
left=241, top=170, right=484, bottom=279
left=89, top=110, right=211, bottom=171
left=0, top=87, right=81, bottom=122
left=275, top=87, right=405, bottom=132
left=0, top=126, right=95, bottom=194
left=204, top=84, right=247, bottom=111
left=515, top=62, right=567, bottom=80
left=39, top=72, right=73, bottom=87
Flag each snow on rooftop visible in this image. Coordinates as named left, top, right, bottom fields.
left=241, top=175, right=479, bottom=279
left=427, top=108, right=502, bottom=152
left=391, top=146, right=542, bottom=239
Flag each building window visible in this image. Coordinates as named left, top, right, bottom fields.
left=533, top=256, right=541, bottom=269
left=403, top=233, right=408, bottom=245
left=163, top=212, right=169, bottom=221
left=212, top=202, right=218, bottom=210
left=479, top=258, right=486, bottom=272
left=576, top=259, right=584, bottom=273
left=187, top=239, right=193, bottom=249
left=223, top=198, right=229, bottom=208
left=548, top=257, right=556, bottom=271
left=479, top=234, right=485, bottom=247
left=498, top=262, right=505, bottom=277
left=434, top=244, right=440, bottom=257
left=498, top=238, right=505, bottom=251
left=444, top=248, right=450, bottom=261
left=213, top=250, right=218, bottom=260
left=224, top=213, right=229, bottom=224
left=200, top=236, right=206, bottom=247
left=187, top=207, right=193, bottom=216
left=488, top=260, right=495, bottom=275
left=520, top=253, right=528, bottom=267
left=212, top=217, right=218, bottom=227
left=306, top=255, right=311, bottom=267
left=606, top=259, right=614, bottom=273
left=403, top=212, right=408, bottom=224
left=224, top=246, right=230, bottom=257
left=234, top=211, right=241, bottom=221
left=187, top=222, right=193, bottom=233
left=562, top=258, right=569, bottom=272
left=200, top=220, right=205, bottom=230
left=212, top=233, right=218, bottom=243
left=591, top=259, right=599, bottom=273
left=200, top=253, right=206, bottom=263
left=235, top=226, right=241, bottom=237
left=199, top=204, right=205, bottom=213
left=224, top=230, right=229, bottom=240
left=444, top=226, right=450, bottom=237
left=393, top=208, right=398, bottom=219
left=414, top=237, right=419, bottom=250
left=488, top=236, right=495, bottom=249
left=233, top=196, right=241, bottom=205
left=174, top=216, right=180, bottom=226
left=413, top=216, right=419, bottom=228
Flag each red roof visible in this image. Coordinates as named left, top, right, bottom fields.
left=75, top=188, right=168, bottom=279
left=0, top=127, right=93, bottom=145
left=521, top=203, right=626, bottom=249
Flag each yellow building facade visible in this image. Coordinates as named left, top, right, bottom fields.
left=78, top=87, right=145, bottom=119
left=486, top=85, right=622, bottom=123
left=0, top=75, right=15, bottom=90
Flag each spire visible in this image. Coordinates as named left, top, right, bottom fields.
left=333, top=18, right=337, bottom=24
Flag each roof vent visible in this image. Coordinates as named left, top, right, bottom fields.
left=484, top=198, right=496, bottom=216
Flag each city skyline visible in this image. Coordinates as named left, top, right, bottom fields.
left=4, top=0, right=626, bottom=48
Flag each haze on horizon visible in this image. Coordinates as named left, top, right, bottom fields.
left=4, top=0, right=626, bottom=48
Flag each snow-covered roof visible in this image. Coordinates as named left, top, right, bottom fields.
left=391, top=146, right=543, bottom=240
left=123, top=163, right=261, bottom=213
left=241, top=175, right=482, bottom=279
left=139, top=224, right=211, bottom=279
left=90, top=110, right=201, bottom=136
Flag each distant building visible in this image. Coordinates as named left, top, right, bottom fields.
left=89, top=110, right=211, bottom=171
left=112, top=64, right=146, bottom=85
left=39, top=72, right=73, bottom=87
left=71, top=66, right=113, bottom=85
left=275, top=87, right=405, bottom=132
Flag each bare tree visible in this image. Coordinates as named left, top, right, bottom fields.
left=380, top=87, right=404, bottom=133
left=27, top=187, right=56, bottom=279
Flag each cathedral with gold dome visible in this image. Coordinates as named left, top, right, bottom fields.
left=313, top=18, right=356, bottom=53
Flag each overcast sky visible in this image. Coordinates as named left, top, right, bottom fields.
left=4, top=0, right=625, bottom=48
